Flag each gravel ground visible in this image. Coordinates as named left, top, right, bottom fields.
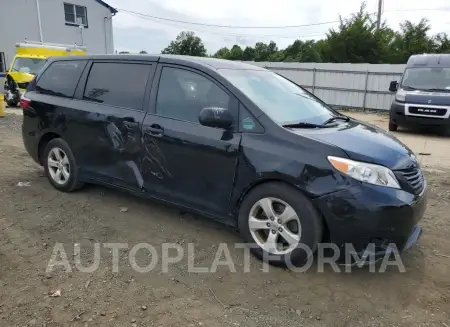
left=0, top=111, right=449, bottom=327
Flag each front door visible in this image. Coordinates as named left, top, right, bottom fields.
left=141, top=65, right=241, bottom=217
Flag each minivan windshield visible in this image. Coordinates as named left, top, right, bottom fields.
left=401, top=67, right=450, bottom=92
left=219, top=69, right=337, bottom=125
left=11, top=57, right=46, bottom=75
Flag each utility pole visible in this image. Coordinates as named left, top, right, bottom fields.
left=376, top=0, right=383, bottom=30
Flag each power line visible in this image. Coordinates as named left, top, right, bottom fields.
left=123, top=11, right=328, bottom=39
left=117, top=8, right=340, bottom=29
left=116, top=6, right=450, bottom=30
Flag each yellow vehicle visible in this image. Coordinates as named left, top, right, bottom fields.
left=4, top=41, right=87, bottom=106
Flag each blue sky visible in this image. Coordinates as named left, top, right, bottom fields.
left=105, top=0, right=450, bottom=55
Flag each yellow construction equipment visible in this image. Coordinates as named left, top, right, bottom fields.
left=0, top=94, right=5, bottom=117
left=4, top=40, right=87, bottom=106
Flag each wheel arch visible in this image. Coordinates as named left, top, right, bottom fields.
left=235, top=178, right=330, bottom=242
left=38, top=132, right=62, bottom=164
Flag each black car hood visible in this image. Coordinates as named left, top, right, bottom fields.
left=289, top=119, right=418, bottom=170
left=405, top=90, right=450, bottom=105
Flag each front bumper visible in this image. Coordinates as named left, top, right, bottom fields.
left=313, top=182, right=427, bottom=261
left=390, top=101, right=450, bottom=127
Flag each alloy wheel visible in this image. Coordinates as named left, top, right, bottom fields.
left=248, top=197, right=301, bottom=255
left=47, top=147, right=70, bottom=185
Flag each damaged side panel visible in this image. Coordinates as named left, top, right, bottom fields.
left=140, top=114, right=242, bottom=218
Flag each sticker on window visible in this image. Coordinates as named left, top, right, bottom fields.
left=242, top=117, right=255, bottom=130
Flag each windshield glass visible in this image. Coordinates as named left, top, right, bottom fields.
left=401, top=67, right=450, bottom=91
left=12, top=57, right=46, bottom=75
left=219, top=69, right=337, bottom=125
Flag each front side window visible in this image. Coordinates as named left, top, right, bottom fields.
left=11, top=57, right=46, bottom=75
left=219, top=69, right=337, bottom=125
left=83, top=62, right=151, bottom=110
left=156, top=67, right=230, bottom=123
left=36, top=60, right=87, bottom=98
left=64, top=3, right=88, bottom=26
left=401, top=67, right=450, bottom=92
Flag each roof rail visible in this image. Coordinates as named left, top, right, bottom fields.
left=16, top=39, right=87, bottom=52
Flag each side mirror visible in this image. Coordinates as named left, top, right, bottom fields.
left=389, top=81, right=398, bottom=92
left=199, top=107, right=233, bottom=129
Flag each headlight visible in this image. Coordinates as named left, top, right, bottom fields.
left=328, top=156, right=400, bottom=189
left=395, top=88, right=407, bottom=102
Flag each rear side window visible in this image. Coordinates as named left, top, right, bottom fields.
left=36, top=60, right=87, bottom=98
left=83, top=62, right=151, bottom=110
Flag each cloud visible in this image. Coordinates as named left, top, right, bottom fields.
left=105, top=0, right=450, bottom=54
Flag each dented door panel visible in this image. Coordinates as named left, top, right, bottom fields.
left=67, top=103, right=146, bottom=190
left=140, top=114, right=242, bottom=217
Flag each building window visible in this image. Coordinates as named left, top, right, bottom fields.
left=0, top=53, right=6, bottom=73
left=64, top=3, right=88, bottom=27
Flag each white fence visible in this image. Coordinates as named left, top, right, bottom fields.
left=250, top=62, right=406, bottom=111
left=1, top=62, right=407, bottom=111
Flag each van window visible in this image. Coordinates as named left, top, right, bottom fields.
left=12, top=57, right=46, bottom=75
left=84, top=62, right=151, bottom=110
left=36, top=60, right=87, bottom=98
left=156, top=67, right=230, bottom=123
left=401, top=67, right=450, bottom=91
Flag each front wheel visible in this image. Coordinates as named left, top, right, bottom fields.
left=238, top=183, right=323, bottom=267
left=388, top=120, right=398, bottom=132
left=43, top=138, right=84, bottom=192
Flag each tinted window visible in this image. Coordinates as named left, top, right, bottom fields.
left=36, top=60, right=87, bottom=98
left=156, top=67, right=230, bottom=123
left=239, top=104, right=263, bottom=133
left=84, top=62, right=151, bottom=110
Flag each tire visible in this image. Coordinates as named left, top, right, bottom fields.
left=388, top=120, right=398, bottom=132
left=43, top=138, right=84, bottom=192
left=238, top=182, right=323, bottom=267
left=6, top=99, right=18, bottom=107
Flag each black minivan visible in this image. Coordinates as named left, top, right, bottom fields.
left=21, top=55, right=427, bottom=266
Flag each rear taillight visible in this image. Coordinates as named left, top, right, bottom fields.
left=20, top=96, right=31, bottom=110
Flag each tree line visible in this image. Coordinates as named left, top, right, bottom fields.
left=160, top=3, right=450, bottom=64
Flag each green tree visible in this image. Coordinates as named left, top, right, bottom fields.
left=389, top=19, right=435, bottom=64
left=242, top=46, right=256, bottom=61
left=161, top=31, right=207, bottom=57
left=119, top=51, right=130, bottom=54
left=139, top=50, right=148, bottom=54
left=433, top=33, right=450, bottom=53
left=229, top=45, right=244, bottom=60
left=283, top=40, right=322, bottom=62
left=213, top=47, right=231, bottom=59
left=320, top=2, right=392, bottom=63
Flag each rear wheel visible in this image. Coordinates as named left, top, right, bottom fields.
left=43, top=138, right=84, bottom=192
left=238, top=183, right=322, bottom=267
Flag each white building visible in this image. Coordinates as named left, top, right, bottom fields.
left=0, top=0, right=117, bottom=73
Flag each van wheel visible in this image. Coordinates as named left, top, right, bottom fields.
left=238, top=182, right=322, bottom=267
left=388, top=121, right=398, bottom=131
left=43, top=138, right=84, bottom=192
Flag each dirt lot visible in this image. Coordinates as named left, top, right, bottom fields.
left=0, top=109, right=449, bottom=327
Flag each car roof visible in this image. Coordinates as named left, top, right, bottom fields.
left=47, top=54, right=266, bottom=71
left=406, top=54, right=450, bottom=68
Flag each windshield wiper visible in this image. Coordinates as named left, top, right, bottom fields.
left=282, top=122, right=323, bottom=129
left=422, top=88, right=450, bottom=93
left=321, top=116, right=350, bottom=126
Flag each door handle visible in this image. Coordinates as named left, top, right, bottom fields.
left=145, top=124, right=164, bottom=137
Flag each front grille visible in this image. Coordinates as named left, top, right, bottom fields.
left=409, top=106, right=447, bottom=117
left=395, top=167, right=425, bottom=195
